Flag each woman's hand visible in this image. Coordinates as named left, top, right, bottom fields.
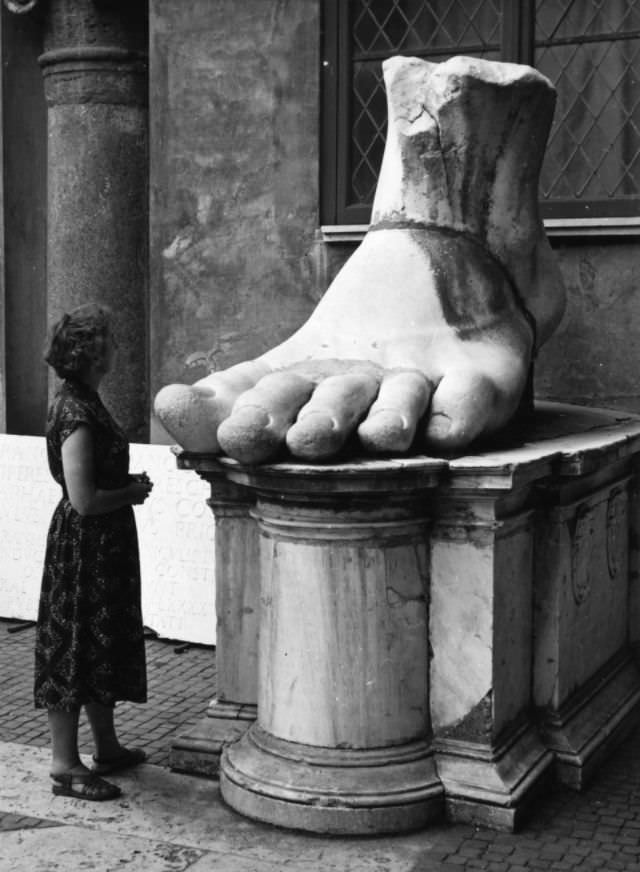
left=128, top=473, right=153, bottom=505
left=62, top=427, right=154, bottom=515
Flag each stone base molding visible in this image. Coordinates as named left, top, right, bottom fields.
left=221, top=726, right=443, bottom=835
left=538, top=652, right=640, bottom=790
left=434, top=721, right=554, bottom=830
left=170, top=701, right=256, bottom=779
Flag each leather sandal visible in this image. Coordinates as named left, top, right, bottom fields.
left=51, top=771, right=122, bottom=801
left=91, top=746, right=147, bottom=775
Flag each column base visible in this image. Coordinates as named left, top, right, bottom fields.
left=435, top=722, right=554, bottom=831
left=539, top=652, right=640, bottom=790
left=220, top=724, right=444, bottom=835
left=170, top=700, right=257, bottom=777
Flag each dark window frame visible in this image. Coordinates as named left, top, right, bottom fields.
left=321, top=0, right=640, bottom=225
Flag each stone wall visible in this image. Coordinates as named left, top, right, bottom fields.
left=149, top=0, right=321, bottom=440
left=536, top=241, right=640, bottom=413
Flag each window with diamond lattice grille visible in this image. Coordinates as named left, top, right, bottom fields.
left=321, top=0, right=640, bottom=224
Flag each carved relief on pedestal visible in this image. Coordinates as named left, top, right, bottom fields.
left=570, top=485, right=628, bottom=606
left=606, top=487, right=628, bottom=581
left=570, top=505, right=596, bottom=605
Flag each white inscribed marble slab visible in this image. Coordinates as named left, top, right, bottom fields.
left=0, top=435, right=216, bottom=644
left=0, top=435, right=59, bottom=623
left=131, top=443, right=216, bottom=644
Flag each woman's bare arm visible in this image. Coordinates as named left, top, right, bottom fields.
left=61, top=425, right=152, bottom=516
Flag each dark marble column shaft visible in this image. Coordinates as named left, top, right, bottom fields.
left=39, top=0, right=149, bottom=438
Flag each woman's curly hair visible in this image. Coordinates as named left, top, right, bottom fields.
left=44, top=303, right=113, bottom=381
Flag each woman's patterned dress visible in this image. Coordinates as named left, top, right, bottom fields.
left=34, top=379, right=147, bottom=710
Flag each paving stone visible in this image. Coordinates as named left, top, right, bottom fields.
left=470, top=829, right=496, bottom=842
left=0, top=812, right=63, bottom=833
left=4, top=617, right=640, bottom=870
left=485, top=843, right=515, bottom=856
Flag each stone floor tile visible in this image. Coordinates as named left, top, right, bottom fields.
left=1, top=826, right=206, bottom=872
left=0, top=811, right=63, bottom=832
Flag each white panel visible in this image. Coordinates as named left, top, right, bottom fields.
left=0, top=434, right=215, bottom=644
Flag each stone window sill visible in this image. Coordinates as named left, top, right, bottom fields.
left=321, top=217, right=640, bottom=243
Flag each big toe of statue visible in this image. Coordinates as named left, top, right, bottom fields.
left=154, top=55, right=566, bottom=464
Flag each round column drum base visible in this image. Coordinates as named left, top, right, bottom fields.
left=220, top=725, right=444, bottom=835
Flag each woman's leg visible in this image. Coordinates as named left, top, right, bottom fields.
left=48, top=708, right=86, bottom=775
left=48, top=707, right=121, bottom=800
left=84, top=702, right=121, bottom=759
left=85, top=702, right=146, bottom=772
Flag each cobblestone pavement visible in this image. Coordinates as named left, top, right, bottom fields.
left=0, top=618, right=216, bottom=767
left=3, top=616, right=640, bottom=869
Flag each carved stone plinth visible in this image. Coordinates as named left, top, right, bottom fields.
left=429, top=488, right=553, bottom=829
left=174, top=402, right=640, bottom=833
left=427, top=404, right=640, bottom=825
left=533, top=431, right=640, bottom=789
left=170, top=464, right=259, bottom=777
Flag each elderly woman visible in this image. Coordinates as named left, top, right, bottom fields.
left=35, top=303, right=154, bottom=801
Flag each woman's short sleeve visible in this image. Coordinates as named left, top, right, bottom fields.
left=55, top=395, right=94, bottom=447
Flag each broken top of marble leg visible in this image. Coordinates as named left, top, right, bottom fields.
left=373, top=54, right=565, bottom=346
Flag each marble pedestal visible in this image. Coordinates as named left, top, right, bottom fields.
left=171, top=402, right=640, bottom=833
left=169, top=470, right=259, bottom=776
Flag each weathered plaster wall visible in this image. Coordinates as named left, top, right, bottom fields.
left=149, top=0, right=321, bottom=439
left=536, top=241, right=640, bottom=413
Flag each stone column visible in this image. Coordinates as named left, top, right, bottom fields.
left=37, top=0, right=148, bottom=439
left=170, top=458, right=260, bottom=777
left=218, top=458, right=445, bottom=835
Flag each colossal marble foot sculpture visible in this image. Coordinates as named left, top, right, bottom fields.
left=155, top=55, right=566, bottom=464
